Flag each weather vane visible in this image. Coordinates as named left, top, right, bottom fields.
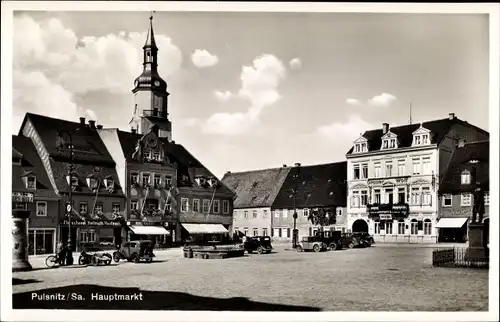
left=150, top=10, right=156, bottom=21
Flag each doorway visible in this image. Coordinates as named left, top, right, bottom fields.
left=352, top=219, right=368, bottom=233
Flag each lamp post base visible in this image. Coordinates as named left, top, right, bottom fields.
left=465, top=223, right=488, bottom=262
left=12, top=210, right=32, bottom=272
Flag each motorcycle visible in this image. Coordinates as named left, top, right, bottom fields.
left=78, top=250, right=112, bottom=266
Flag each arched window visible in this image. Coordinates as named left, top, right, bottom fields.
left=374, top=219, right=381, bottom=235
left=410, top=219, right=418, bottom=235
left=461, top=170, right=471, bottom=185
left=424, top=219, right=432, bottom=235
left=398, top=219, right=405, bottom=235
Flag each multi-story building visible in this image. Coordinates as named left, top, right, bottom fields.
left=12, top=135, right=61, bottom=255
left=222, top=167, right=291, bottom=238
left=437, top=140, right=489, bottom=243
left=18, top=113, right=127, bottom=251
left=346, top=113, right=489, bottom=243
left=271, top=162, right=347, bottom=242
left=98, top=16, right=235, bottom=245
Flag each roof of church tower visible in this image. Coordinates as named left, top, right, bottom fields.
left=143, top=15, right=158, bottom=50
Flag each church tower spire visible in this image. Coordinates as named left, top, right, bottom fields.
left=129, top=14, right=172, bottom=141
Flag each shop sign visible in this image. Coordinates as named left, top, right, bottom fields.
left=380, top=214, right=392, bottom=220
left=61, top=220, right=121, bottom=227
left=440, top=208, right=472, bottom=217
left=367, top=203, right=409, bottom=216
left=12, top=192, right=34, bottom=203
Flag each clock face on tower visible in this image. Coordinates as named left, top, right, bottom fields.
left=154, top=80, right=160, bottom=87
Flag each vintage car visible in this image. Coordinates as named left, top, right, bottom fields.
left=314, top=230, right=343, bottom=250
left=340, top=233, right=363, bottom=248
left=353, top=232, right=375, bottom=246
left=113, top=240, right=155, bottom=263
left=243, top=236, right=273, bottom=254
left=296, top=236, right=328, bottom=252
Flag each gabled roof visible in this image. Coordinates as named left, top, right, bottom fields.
left=221, top=167, right=291, bottom=208
left=20, top=113, right=115, bottom=165
left=117, top=130, right=233, bottom=195
left=440, top=140, right=489, bottom=193
left=346, top=117, right=489, bottom=155
left=272, top=161, right=347, bottom=209
left=12, top=135, right=57, bottom=196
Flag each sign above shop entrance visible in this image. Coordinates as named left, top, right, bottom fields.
left=367, top=203, right=409, bottom=216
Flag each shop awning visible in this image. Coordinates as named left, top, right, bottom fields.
left=129, top=225, right=170, bottom=235
left=435, top=217, right=468, bottom=228
left=181, top=223, right=229, bottom=234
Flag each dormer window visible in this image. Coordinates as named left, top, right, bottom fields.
left=354, top=143, right=367, bottom=153
left=152, top=151, right=161, bottom=161
left=412, top=125, right=432, bottom=147
left=86, top=177, right=99, bottom=190
left=104, top=177, right=114, bottom=188
left=461, top=170, right=471, bottom=185
left=26, top=176, right=36, bottom=190
left=381, top=131, right=398, bottom=150
left=208, top=177, right=218, bottom=187
left=195, top=176, right=207, bottom=186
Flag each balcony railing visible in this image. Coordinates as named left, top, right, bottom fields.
left=143, top=109, right=167, bottom=118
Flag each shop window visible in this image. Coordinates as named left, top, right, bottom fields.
left=374, top=220, right=381, bottom=234
left=410, top=220, right=418, bottom=235
left=28, top=229, right=55, bottom=256
left=80, top=229, right=96, bottom=243
left=398, top=220, right=405, bottom=235
left=385, top=221, right=393, bottom=234
left=36, top=201, right=47, bottom=216
left=424, top=219, right=432, bottom=235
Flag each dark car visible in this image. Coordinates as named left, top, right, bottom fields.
left=243, top=236, right=273, bottom=254
left=314, top=230, right=343, bottom=250
left=113, top=240, right=155, bottom=263
left=341, top=233, right=365, bottom=248
left=296, top=236, right=328, bottom=252
left=352, top=232, right=375, bottom=247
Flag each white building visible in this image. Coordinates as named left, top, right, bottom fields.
left=345, top=113, right=489, bottom=243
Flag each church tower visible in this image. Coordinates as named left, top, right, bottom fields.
left=129, top=15, right=172, bottom=140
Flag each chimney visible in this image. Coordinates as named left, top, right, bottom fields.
left=131, top=128, right=137, bottom=134
left=294, top=162, right=301, bottom=167
left=88, top=120, right=96, bottom=129
left=171, top=140, right=175, bottom=144
left=283, top=164, right=287, bottom=168
left=96, top=125, right=103, bottom=130
left=79, top=117, right=86, bottom=125
left=382, top=123, right=389, bottom=134
left=449, top=113, right=456, bottom=120
left=457, top=138, right=466, bottom=148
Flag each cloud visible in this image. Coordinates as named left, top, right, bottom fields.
left=317, top=114, right=373, bottom=143
left=191, top=49, right=219, bottom=68
left=12, top=15, right=183, bottom=130
left=202, top=54, right=286, bottom=135
left=213, top=90, right=233, bottom=102
left=289, top=57, right=302, bottom=70
left=346, top=98, right=362, bottom=106
left=368, top=92, right=397, bottom=107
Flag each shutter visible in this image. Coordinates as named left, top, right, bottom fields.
left=287, top=228, right=291, bottom=237
left=417, top=220, right=423, bottom=231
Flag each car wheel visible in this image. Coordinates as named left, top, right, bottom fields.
left=257, top=247, right=264, bottom=254
left=78, top=256, right=85, bottom=265
left=313, top=244, right=321, bottom=252
left=348, top=242, right=354, bottom=249
left=329, top=243, right=337, bottom=251
left=131, top=253, right=140, bottom=263
left=113, top=252, right=121, bottom=263
left=45, top=255, right=58, bottom=268
left=366, top=241, right=372, bottom=247
left=296, top=245, right=303, bottom=252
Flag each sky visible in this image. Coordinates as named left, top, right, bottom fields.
left=12, top=11, right=490, bottom=178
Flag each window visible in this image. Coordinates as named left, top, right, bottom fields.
left=442, top=195, right=452, bottom=207
left=386, top=162, right=393, bottom=177
left=362, top=164, right=368, bottom=179
left=385, top=221, right=393, bottom=234
left=411, top=188, right=420, bottom=205
left=112, top=203, right=120, bottom=214
left=355, top=143, right=368, bottom=153
left=274, top=210, right=280, bottom=218
left=80, top=202, right=88, bottom=214
left=303, top=208, right=310, bottom=217
left=412, top=158, right=421, bottom=175
left=213, top=200, right=220, bottom=213
left=153, top=175, right=161, bottom=187
left=252, top=210, right=257, bottom=218
left=165, top=177, right=172, bottom=186
left=244, top=228, right=248, bottom=236
left=244, top=210, right=249, bottom=218
left=355, top=144, right=360, bottom=153
left=414, top=135, right=422, bottom=145
left=203, top=200, right=210, bottom=213
left=422, top=134, right=429, bottom=145
left=374, top=221, right=381, bottom=234
left=461, top=193, right=472, bottom=206
left=193, top=199, right=200, bottom=212
left=152, top=152, right=160, bottom=161
left=79, top=229, right=96, bottom=243
left=398, top=187, right=406, bottom=204
left=130, top=172, right=139, bottom=184
left=130, top=200, right=138, bottom=210
left=398, top=160, right=405, bottom=176
left=142, top=173, right=151, bottom=185
left=95, top=203, right=103, bottom=214
left=384, top=188, right=394, bottom=204
left=382, top=140, right=389, bottom=149
left=223, top=200, right=230, bottom=214
left=485, top=192, right=490, bottom=206
left=422, top=157, right=431, bottom=174
left=353, top=165, right=360, bottom=180
left=36, top=202, right=47, bottom=216
left=234, top=227, right=239, bottom=233
left=26, top=176, right=36, bottom=189
left=390, top=138, right=396, bottom=148
left=14, top=202, right=27, bottom=210
left=374, top=189, right=381, bottom=204
left=424, top=219, right=432, bottom=235
left=283, top=209, right=288, bottom=218
left=273, top=228, right=280, bottom=237
left=421, top=187, right=431, bottom=205
left=410, top=219, right=418, bottom=235
left=374, top=163, right=381, bottom=178
left=461, top=171, right=471, bottom=185
left=253, top=228, right=259, bottom=236
left=262, top=228, right=268, bottom=236
left=145, top=150, right=152, bottom=160
left=351, top=191, right=360, bottom=207
left=398, top=220, right=405, bottom=235
left=360, top=190, right=368, bottom=206
left=181, top=198, right=189, bottom=212
left=263, top=210, right=268, bottom=218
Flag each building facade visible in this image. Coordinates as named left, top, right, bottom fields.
left=271, top=162, right=347, bottom=242
left=346, top=113, right=489, bottom=243
left=222, top=167, right=291, bottom=238
left=12, top=135, right=61, bottom=255
left=437, top=140, right=489, bottom=243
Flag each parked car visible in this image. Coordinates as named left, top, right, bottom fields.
left=352, top=232, right=375, bottom=247
left=314, top=230, right=343, bottom=250
left=243, top=236, right=273, bottom=254
left=341, top=233, right=363, bottom=248
left=296, top=236, right=328, bottom=252
left=113, top=240, right=155, bottom=263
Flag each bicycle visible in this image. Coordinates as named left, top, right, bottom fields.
left=45, top=254, right=65, bottom=268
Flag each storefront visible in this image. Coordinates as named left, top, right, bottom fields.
left=181, top=223, right=230, bottom=243
left=127, top=215, right=171, bottom=247
left=60, top=219, right=123, bottom=251
left=435, top=217, right=468, bottom=243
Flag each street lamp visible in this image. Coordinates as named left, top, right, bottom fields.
left=291, top=162, right=301, bottom=248
left=57, top=130, right=75, bottom=265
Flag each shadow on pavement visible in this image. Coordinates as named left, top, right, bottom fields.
left=13, top=284, right=321, bottom=311
left=12, top=278, right=41, bottom=286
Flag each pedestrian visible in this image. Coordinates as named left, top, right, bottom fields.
left=56, top=241, right=66, bottom=265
